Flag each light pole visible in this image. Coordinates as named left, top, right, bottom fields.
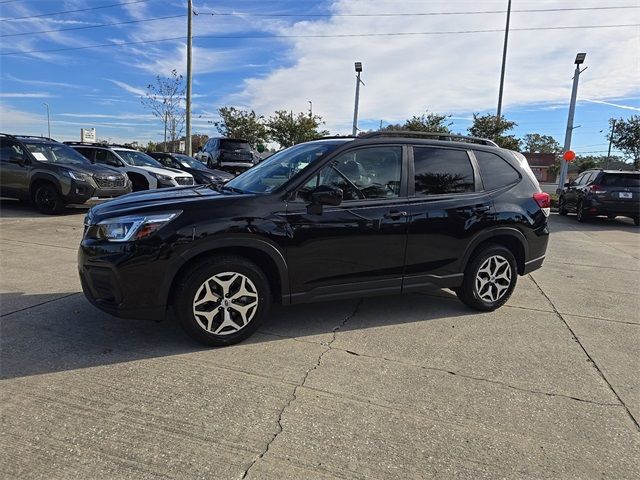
left=557, top=52, right=587, bottom=193
left=308, top=100, right=313, bottom=117
left=352, top=62, right=364, bottom=136
left=495, top=0, right=512, bottom=134
left=43, top=102, right=51, bottom=138
left=185, top=0, right=193, bottom=156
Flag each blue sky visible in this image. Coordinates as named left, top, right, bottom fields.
left=1, top=0, right=638, bottom=158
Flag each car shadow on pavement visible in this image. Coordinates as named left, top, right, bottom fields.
left=549, top=212, right=639, bottom=233
left=0, top=198, right=87, bottom=218
left=0, top=289, right=473, bottom=380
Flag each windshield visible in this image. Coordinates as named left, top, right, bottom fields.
left=601, top=173, right=640, bottom=188
left=115, top=149, right=163, bottom=168
left=24, top=141, right=91, bottom=165
left=174, top=154, right=208, bottom=171
left=220, top=139, right=251, bottom=151
left=226, top=140, right=347, bottom=193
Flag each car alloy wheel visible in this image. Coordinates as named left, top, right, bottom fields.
left=192, top=272, right=258, bottom=335
left=34, top=184, right=64, bottom=214
left=474, top=255, right=512, bottom=303
left=576, top=201, right=587, bottom=222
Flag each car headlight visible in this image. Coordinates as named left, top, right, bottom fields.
left=150, top=172, right=173, bottom=182
left=92, top=211, right=181, bottom=242
left=65, top=170, right=90, bottom=182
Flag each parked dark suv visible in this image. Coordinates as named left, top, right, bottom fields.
left=0, top=134, right=131, bottom=214
left=79, top=132, right=550, bottom=346
left=559, top=169, right=640, bottom=225
left=147, top=152, right=234, bottom=185
left=195, top=137, right=257, bottom=172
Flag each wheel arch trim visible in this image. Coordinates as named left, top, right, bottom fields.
left=460, top=227, right=529, bottom=274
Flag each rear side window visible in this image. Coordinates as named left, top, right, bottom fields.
left=601, top=173, right=640, bottom=187
left=413, top=147, right=474, bottom=195
left=475, top=150, right=520, bottom=190
left=75, top=148, right=94, bottom=161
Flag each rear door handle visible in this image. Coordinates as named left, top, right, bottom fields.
left=384, top=210, right=407, bottom=220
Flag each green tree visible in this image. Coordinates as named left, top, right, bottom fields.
left=609, top=116, right=640, bottom=169
left=213, top=107, right=269, bottom=147
left=267, top=110, right=329, bottom=148
left=522, top=133, right=561, bottom=154
left=382, top=111, right=452, bottom=134
left=468, top=114, right=520, bottom=150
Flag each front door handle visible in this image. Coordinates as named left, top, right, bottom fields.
left=384, top=210, right=407, bottom=220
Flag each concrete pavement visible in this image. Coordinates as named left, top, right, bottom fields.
left=1, top=199, right=638, bottom=479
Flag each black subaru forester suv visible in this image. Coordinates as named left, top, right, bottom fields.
left=79, top=132, right=550, bottom=346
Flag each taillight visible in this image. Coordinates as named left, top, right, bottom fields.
left=590, top=184, right=607, bottom=194
left=533, top=192, right=551, bottom=217
left=533, top=192, right=551, bottom=208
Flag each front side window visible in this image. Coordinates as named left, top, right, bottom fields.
left=475, top=150, right=520, bottom=190
left=297, top=146, right=402, bottom=201
left=413, top=147, right=474, bottom=195
left=0, top=139, right=26, bottom=163
left=95, top=149, right=120, bottom=166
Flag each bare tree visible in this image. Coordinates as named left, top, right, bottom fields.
left=141, top=69, right=185, bottom=152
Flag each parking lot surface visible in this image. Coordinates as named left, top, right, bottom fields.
left=1, top=200, right=639, bottom=479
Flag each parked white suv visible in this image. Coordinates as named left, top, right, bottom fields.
left=67, top=143, right=194, bottom=190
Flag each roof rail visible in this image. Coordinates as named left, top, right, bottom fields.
left=318, top=135, right=356, bottom=140
left=360, top=130, right=499, bottom=147
left=4, top=134, right=57, bottom=142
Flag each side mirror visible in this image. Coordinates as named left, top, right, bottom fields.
left=307, top=185, right=343, bottom=215
left=10, top=155, right=25, bottom=166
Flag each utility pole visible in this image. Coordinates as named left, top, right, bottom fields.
left=605, top=119, right=616, bottom=168
left=495, top=0, right=511, bottom=137
left=352, top=62, right=363, bottom=136
left=163, top=112, right=168, bottom=152
left=558, top=53, right=587, bottom=192
left=185, top=0, right=193, bottom=156
left=43, top=103, right=51, bottom=138
left=308, top=100, right=313, bottom=117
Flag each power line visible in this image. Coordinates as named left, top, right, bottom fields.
left=0, top=0, right=151, bottom=22
left=0, top=14, right=185, bottom=37
left=1, top=23, right=638, bottom=56
left=195, top=5, right=640, bottom=17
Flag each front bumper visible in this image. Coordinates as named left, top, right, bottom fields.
left=64, top=180, right=131, bottom=205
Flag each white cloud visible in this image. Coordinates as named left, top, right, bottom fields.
left=107, top=79, right=146, bottom=96
left=0, top=92, right=53, bottom=98
left=59, top=112, right=156, bottom=120
left=2, top=74, right=84, bottom=89
left=234, top=0, right=640, bottom=133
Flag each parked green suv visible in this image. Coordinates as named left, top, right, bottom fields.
left=0, top=134, right=131, bottom=214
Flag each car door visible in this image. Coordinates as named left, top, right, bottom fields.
left=402, top=145, right=494, bottom=291
left=564, top=172, right=585, bottom=209
left=0, top=138, right=31, bottom=198
left=284, top=145, right=409, bottom=302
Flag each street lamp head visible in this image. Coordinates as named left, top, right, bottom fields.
left=354, top=62, right=362, bottom=73
left=574, top=52, right=586, bottom=65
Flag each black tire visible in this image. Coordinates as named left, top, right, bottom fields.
left=634, top=217, right=640, bottom=227
left=455, top=244, right=518, bottom=312
left=576, top=201, right=588, bottom=223
left=175, top=255, right=271, bottom=347
left=33, top=183, right=64, bottom=214
left=558, top=196, right=568, bottom=216
left=607, top=215, right=616, bottom=220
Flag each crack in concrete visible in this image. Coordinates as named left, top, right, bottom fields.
left=0, top=292, right=80, bottom=317
left=529, top=274, right=640, bottom=430
left=239, top=299, right=363, bottom=479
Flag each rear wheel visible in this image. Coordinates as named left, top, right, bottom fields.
left=576, top=201, right=588, bottom=223
left=456, top=244, right=517, bottom=311
left=175, top=255, right=271, bottom=346
left=33, top=183, right=64, bottom=214
left=634, top=217, right=640, bottom=227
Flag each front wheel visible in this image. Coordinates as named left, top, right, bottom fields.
left=175, top=255, right=271, bottom=346
left=558, top=197, right=568, bottom=215
left=456, top=244, right=517, bottom=311
left=634, top=217, right=640, bottom=227
left=576, top=201, right=588, bottom=223
left=33, top=184, right=64, bottom=214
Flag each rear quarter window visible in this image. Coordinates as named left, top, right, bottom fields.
left=474, top=150, right=520, bottom=190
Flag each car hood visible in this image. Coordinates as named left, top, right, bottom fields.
left=135, top=165, right=193, bottom=178
left=59, top=163, right=121, bottom=176
left=87, top=185, right=242, bottom=221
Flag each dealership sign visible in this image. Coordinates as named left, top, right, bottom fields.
left=81, top=128, right=96, bottom=143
